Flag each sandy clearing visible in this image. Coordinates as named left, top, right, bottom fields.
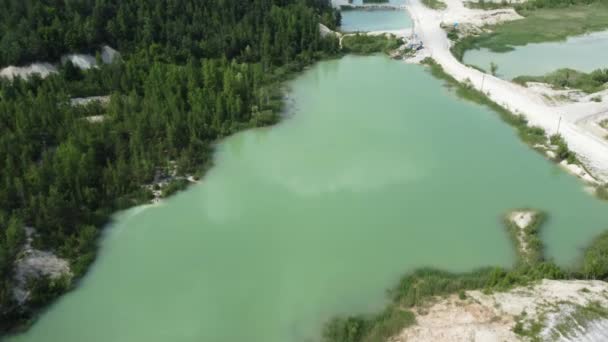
left=0, top=63, right=58, bottom=80
left=575, top=109, right=608, bottom=143
left=70, top=95, right=111, bottom=106
left=405, top=0, right=608, bottom=182
left=319, top=23, right=337, bottom=38
left=13, top=227, right=71, bottom=305
left=509, top=210, right=533, bottom=229
left=61, top=53, right=97, bottom=69
left=1, top=45, right=120, bottom=80
left=524, top=82, right=588, bottom=105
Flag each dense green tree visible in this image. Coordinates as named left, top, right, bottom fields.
left=0, top=0, right=340, bottom=331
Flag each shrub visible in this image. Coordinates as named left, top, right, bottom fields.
left=581, top=231, right=608, bottom=280
left=550, top=134, right=577, bottom=163
left=341, top=34, right=402, bottom=55
left=161, top=179, right=189, bottom=198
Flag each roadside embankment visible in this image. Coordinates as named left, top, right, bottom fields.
left=403, top=0, right=608, bottom=184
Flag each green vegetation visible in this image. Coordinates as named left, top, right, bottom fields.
left=490, top=62, right=499, bottom=76
left=161, top=179, right=190, bottom=198
left=513, top=68, right=608, bottom=94
left=451, top=1, right=608, bottom=61
left=598, top=185, right=608, bottom=201
left=0, top=0, right=341, bottom=67
left=512, top=313, right=544, bottom=339
left=422, top=0, right=448, bottom=10
left=465, top=0, right=514, bottom=9
left=0, top=0, right=341, bottom=332
left=550, top=134, right=578, bottom=164
left=581, top=231, right=608, bottom=280
left=447, top=28, right=459, bottom=41
left=549, top=301, right=608, bottom=339
left=341, top=34, right=403, bottom=54
left=458, top=290, right=467, bottom=300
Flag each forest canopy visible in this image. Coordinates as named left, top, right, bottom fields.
left=0, top=0, right=340, bottom=331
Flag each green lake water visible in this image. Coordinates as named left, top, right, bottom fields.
left=9, top=55, right=608, bottom=342
left=340, top=10, right=411, bottom=32
left=463, top=30, right=608, bottom=79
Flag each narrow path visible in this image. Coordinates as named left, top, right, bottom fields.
left=406, top=0, right=608, bottom=181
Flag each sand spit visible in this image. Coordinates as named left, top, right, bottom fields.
left=507, top=210, right=534, bottom=254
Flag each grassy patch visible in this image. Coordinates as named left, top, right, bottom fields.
left=513, top=314, right=544, bottom=340
left=549, top=133, right=578, bottom=164
left=513, top=68, right=608, bottom=94
left=341, top=34, right=402, bottom=55
left=161, top=178, right=190, bottom=198
left=580, top=231, right=608, bottom=280
left=465, top=0, right=514, bottom=9
left=595, top=186, right=608, bottom=200
left=452, top=2, right=608, bottom=59
left=422, top=0, right=447, bottom=10
left=550, top=302, right=608, bottom=340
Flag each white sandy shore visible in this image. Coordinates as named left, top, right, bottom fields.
left=405, top=0, right=608, bottom=182
left=393, top=279, right=608, bottom=342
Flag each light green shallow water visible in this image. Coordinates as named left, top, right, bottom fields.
left=463, top=30, right=608, bottom=79
left=340, top=10, right=412, bottom=32
left=9, top=55, right=608, bottom=342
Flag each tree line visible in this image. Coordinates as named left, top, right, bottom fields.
left=0, top=0, right=340, bottom=331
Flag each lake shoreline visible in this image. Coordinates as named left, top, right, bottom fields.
left=0, top=33, right=344, bottom=336
left=317, top=3, right=608, bottom=341
left=7, top=1, right=608, bottom=338
left=403, top=0, right=608, bottom=189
